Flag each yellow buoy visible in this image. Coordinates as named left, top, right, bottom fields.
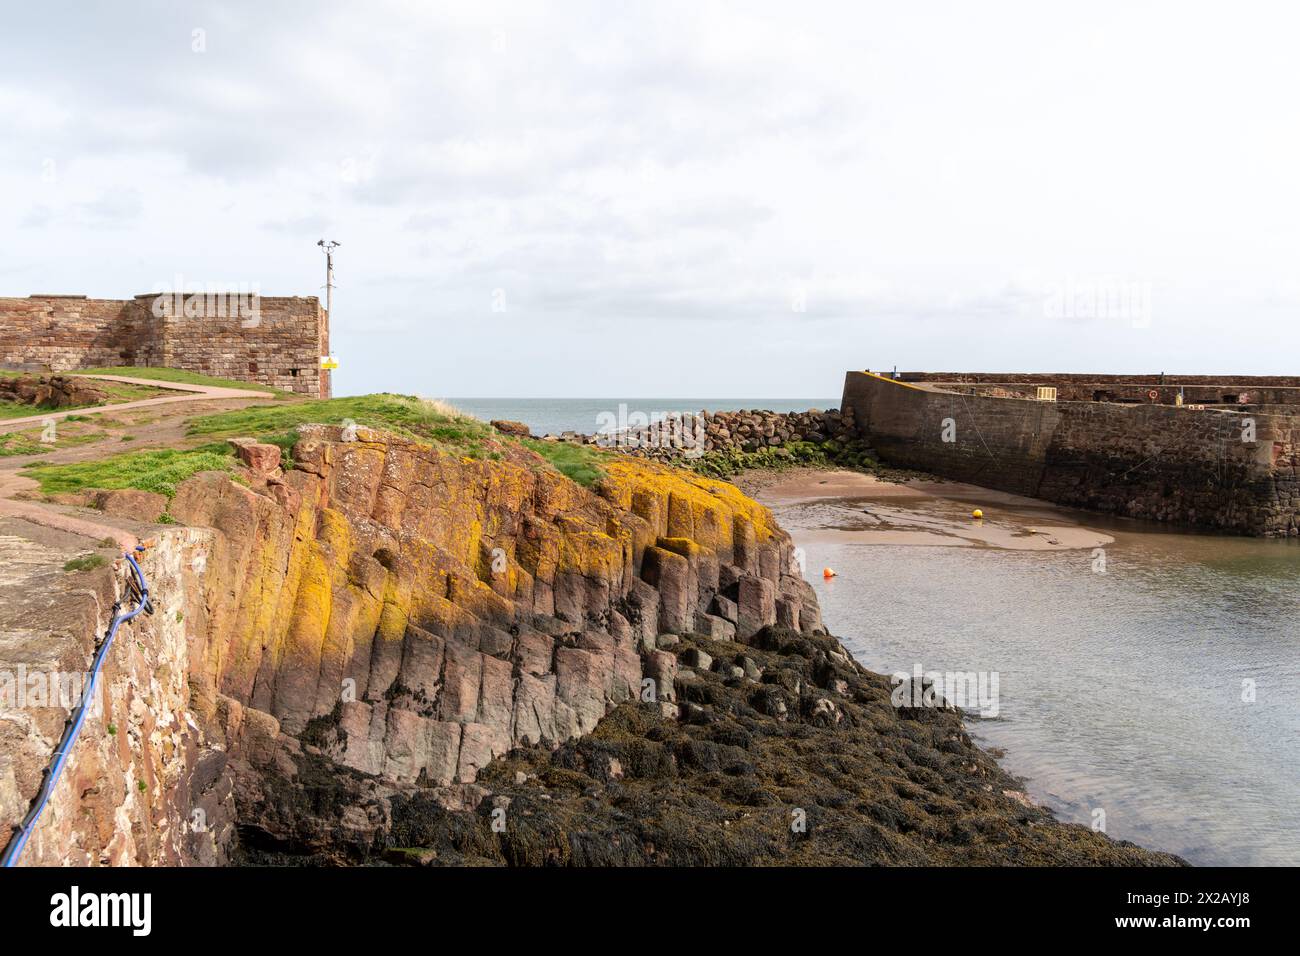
left=972, top=509, right=984, bottom=519
left=823, top=567, right=837, bottom=579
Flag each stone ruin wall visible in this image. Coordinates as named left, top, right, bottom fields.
left=0, top=293, right=330, bottom=398
left=842, top=370, right=1300, bottom=536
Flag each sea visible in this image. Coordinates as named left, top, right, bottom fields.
left=453, top=397, right=1299, bottom=866
left=771, top=492, right=1300, bottom=867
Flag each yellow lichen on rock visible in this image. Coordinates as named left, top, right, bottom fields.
left=597, top=457, right=776, bottom=556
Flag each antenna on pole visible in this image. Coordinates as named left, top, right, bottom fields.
left=317, top=239, right=340, bottom=318
left=317, top=240, right=341, bottom=379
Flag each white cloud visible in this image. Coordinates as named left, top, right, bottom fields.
left=1, top=0, right=1298, bottom=396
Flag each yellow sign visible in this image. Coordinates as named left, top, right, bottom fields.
left=320, top=355, right=339, bottom=370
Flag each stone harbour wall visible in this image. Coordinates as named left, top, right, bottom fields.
left=898, top=371, right=1300, bottom=407
left=0, top=293, right=330, bottom=397
left=842, top=370, right=1300, bottom=536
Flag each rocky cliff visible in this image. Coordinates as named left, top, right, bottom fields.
left=159, top=424, right=826, bottom=858
left=6, top=422, right=1183, bottom=865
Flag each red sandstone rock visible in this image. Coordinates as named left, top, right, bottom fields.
left=490, top=419, right=532, bottom=438
left=154, top=426, right=819, bottom=842
left=736, top=575, right=776, bottom=641
left=228, top=438, right=282, bottom=476
left=92, top=488, right=168, bottom=523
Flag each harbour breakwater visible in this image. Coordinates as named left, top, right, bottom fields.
left=841, top=370, right=1300, bottom=536
left=499, top=405, right=880, bottom=478
left=512, top=406, right=862, bottom=455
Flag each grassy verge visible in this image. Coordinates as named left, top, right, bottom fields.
left=21, top=393, right=614, bottom=497
left=76, top=366, right=287, bottom=394
left=23, top=448, right=236, bottom=498
left=0, top=423, right=109, bottom=457
left=187, top=394, right=497, bottom=457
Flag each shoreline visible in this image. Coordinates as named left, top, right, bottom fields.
left=740, top=466, right=1116, bottom=551
left=740, top=464, right=1183, bottom=861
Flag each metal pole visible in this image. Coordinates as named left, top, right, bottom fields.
left=317, top=239, right=339, bottom=318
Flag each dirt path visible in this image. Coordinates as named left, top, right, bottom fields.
left=0, top=471, right=140, bottom=551
left=0, top=374, right=276, bottom=548
left=0, top=374, right=269, bottom=435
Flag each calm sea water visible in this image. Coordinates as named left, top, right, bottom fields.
left=456, top=398, right=1299, bottom=864
left=770, top=494, right=1300, bottom=866
left=448, top=398, right=840, bottom=437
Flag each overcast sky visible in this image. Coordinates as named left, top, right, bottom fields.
left=2, top=1, right=1298, bottom=397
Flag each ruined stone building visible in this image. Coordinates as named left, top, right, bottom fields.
left=0, top=292, right=331, bottom=398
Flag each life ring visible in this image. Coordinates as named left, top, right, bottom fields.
left=1147, top=389, right=1159, bottom=401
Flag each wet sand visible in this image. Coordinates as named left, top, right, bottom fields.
left=743, top=468, right=1114, bottom=551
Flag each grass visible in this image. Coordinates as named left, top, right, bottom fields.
left=76, top=366, right=287, bottom=394
left=24, top=447, right=236, bottom=498
left=0, top=401, right=44, bottom=421
left=187, top=394, right=496, bottom=457
left=63, top=554, right=106, bottom=572
left=0, top=427, right=108, bottom=457
left=521, top=439, right=608, bottom=487
left=20, top=392, right=613, bottom=498
left=189, top=393, right=615, bottom=484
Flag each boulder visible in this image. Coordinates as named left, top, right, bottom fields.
left=228, top=438, right=283, bottom=476
left=490, top=419, right=532, bottom=438
left=643, top=650, right=678, bottom=703
left=681, top=647, right=713, bottom=671
left=92, top=489, right=168, bottom=523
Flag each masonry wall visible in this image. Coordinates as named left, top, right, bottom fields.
left=842, top=371, right=1300, bottom=536
left=153, top=295, right=329, bottom=397
left=897, top=371, right=1300, bottom=406
left=0, top=294, right=329, bottom=398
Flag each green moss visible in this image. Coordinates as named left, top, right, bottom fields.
left=24, top=448, right=236, bottom=498
left=689, top=439, right=880, bottom=479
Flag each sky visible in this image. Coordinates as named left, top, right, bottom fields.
left=1, top=0, right=1298, bottom=398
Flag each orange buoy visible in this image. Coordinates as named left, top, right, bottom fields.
left=972, top=509, right=984, bottom=519
left=822, top=567, right=837, bottom=579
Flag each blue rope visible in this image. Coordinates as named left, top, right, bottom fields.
left=1, top=548, right=150, bottom=867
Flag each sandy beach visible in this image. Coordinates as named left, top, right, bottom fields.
left=739, top=467, right=1115, bottom=551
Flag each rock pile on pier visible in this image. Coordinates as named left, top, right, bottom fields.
left=534, top=406, right=865, bottom=465
left=0, top=374, right=107, bottom=410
